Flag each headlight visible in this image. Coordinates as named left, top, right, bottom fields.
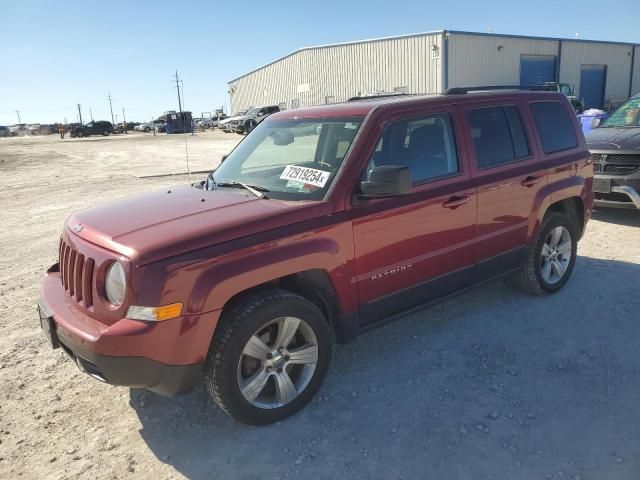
left=105, top=262, right=126, bottom=306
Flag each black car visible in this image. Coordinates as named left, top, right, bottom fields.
left=71, top=120, right=114, bottom=138
left=586, top=94, right=640, bottom=210
left=0, top=126, right=9, bottom=137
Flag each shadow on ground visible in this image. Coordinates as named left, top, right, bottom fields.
left=130, top=256, right=640, bottom=480
left=591, top=207, right=640, bottom=227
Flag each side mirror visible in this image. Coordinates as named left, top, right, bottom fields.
left=359, top=165, right=411, bottom=198
left=272, top=130, right=294, bottom=146
left=592, top=117, right=602, bottom=128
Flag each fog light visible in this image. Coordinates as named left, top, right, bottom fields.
left=126, top=303, right=183, bottom=321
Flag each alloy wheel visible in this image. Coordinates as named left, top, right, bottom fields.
left=237, top=316, right=318, bottom=409
left=540, top=226, right=572, bottom=284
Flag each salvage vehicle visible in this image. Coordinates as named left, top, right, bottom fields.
left=539, top=82, right=583, bottom=113
left=9, top=124, right=29, bottom=136
left=70, top=121, right=114, bottom=138
left=134, top=120, right=165, bottom=132
left=38, top=89, right=592, bottom=425
left=586, top=93, right=640, bottom=209
left=219, top=110, right=248, bottom=133
left=231, top=105, right=280, bottom=134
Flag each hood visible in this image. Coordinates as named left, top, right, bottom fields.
left=66, top=185, right=331, bottom=264
left=585, top=127, right=640, bottom=151
left=221, top=115, right=244, bottom=124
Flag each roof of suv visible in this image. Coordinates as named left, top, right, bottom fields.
left=273, top=90, right=567, bottom=120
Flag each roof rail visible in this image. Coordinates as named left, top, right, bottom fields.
left=347, top=92, right=412, bottom=102
left=445, top=85, right=555, bottom=95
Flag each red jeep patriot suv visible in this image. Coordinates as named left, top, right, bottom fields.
left=38, top=89, right=593, bottom=425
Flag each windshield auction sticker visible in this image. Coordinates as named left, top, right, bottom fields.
left=280, top=166, right=330, bottom=188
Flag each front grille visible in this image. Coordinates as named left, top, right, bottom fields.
left=592, top=153, right=640, bottom=176
left=59, top=239, right=95, bottom=307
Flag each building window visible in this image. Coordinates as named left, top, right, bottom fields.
left=291, top=99, right=300, bottom=109
left=394, top=86, right=408, bottom=94
left=325, top=96, right=335, bottom=104
left=278, top=102, right=287, bottom=111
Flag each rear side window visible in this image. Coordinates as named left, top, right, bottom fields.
left=467, top=106, right=530, bottom=169
left=529, top=101, right=578, bottom=154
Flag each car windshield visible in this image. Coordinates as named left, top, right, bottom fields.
left=210, top=116, right=364, bottom=200
left=600, top=97, right=640, bottom=127
left=245, top=107, right=260, bottom=116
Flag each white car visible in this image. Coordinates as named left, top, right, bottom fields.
left=134, top=121, right=165, bottom=132
left=219, top=110, right=248, bottom=133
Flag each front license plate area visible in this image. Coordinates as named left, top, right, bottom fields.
left=593, top=178, right=611, bottom=194
left=38, top=302, right=60, bottom=349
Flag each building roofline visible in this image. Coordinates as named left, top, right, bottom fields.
left=227, top=29, right=639, bottom=84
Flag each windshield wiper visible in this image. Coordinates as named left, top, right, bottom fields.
left=215, top=181, right=270, bottom=199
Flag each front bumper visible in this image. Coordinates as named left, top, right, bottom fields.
left=39, top=269, right=222, bottom=396
left=593, top=173, right=640, bottom=209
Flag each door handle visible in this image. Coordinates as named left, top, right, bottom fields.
left=521, top=175, right=543, bottom=187
left=442, top=195, right=470, bottom=209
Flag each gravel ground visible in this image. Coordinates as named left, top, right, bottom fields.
left=0, top=133, right=639, bottom=480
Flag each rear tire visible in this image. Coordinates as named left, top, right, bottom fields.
left=103, top=130, right=110, bottom=136
left=514, top=212, right=578, bottom=295
left=203, top=289, right=332, bottom=425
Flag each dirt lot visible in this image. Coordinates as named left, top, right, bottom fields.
left=0, top=132, right=639, bottom=480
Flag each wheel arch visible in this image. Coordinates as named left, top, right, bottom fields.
left=217, top=269, right=354, bottom=344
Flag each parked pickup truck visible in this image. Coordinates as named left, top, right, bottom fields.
left=38, top=90, right=592, bottom=425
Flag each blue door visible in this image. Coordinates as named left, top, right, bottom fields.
left=520, top=55, right=557, bottom=86
left=580, top=64, right=607, bottom=109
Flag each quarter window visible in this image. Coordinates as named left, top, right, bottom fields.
left=364, top=113, right=459, bottom=184
left=467, top=106, right=530, bottom=169
left=529, top=101, right=578, bottom=154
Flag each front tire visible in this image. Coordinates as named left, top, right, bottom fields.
left=514, top=212, right=578, bottom=295
left=203, top=289, right=332, bottom=425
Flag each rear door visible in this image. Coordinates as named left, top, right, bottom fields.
left=350, top=105, right=477, bottom=324
left=461, top=99, right=547, bottom=271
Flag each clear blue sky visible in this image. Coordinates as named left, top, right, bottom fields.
left=0, top=0, right=637, bottom=125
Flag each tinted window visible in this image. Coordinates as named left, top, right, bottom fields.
left=467, top=106, right=530, bottom=169
left=530, top=101, right=578, bottom=154
left=364, top=113, right=459, bottom=184
left=504, top=106, right=530, bottom=159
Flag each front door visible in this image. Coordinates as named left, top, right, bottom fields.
left=350, top=107, right=477, bottom=325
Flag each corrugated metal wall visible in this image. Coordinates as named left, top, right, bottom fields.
left=229, top=31, right=639, bottom=113
left=559, top=41, right=634, bottom=105
left=447, top=33, right=559, bottom=88
left=229, top=33, right=442, bottom=112
left=631, top=45, right=640, bottom=96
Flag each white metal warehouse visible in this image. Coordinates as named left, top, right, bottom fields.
left=228, top=30, right=639, bottom=113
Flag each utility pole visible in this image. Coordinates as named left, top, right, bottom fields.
left=77, top=104, right=83, bottom=124
left=122, top=107, right=127, bottom=134
left=174, top=71, right=183, bottom=112
left=89, top=108, right=94, bottom=121
left=15, top=110, right=21, bottom=123
left=108, top=93, right=115, bottom=126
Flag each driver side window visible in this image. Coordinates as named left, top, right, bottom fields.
left=364, top=113, right=459, bottom=185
